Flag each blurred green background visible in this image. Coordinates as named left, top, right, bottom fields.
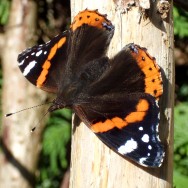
left=1, top=0, right=188, bottom=188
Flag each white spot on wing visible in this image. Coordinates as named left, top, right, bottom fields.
left=18, top=59, right=24, bottom=66
left=141, top=134, right=149, bottom=143
left=36, top=50, right=43, bottom=57
left=157, top=112, right=160, bottom=120
left=139, top=126, right=143, bottom=131
left=31, top=52, right=35, bottom=55
left=157, top=135, right=161, bottom=141
left=23, top=60, right=37, bottom=76
left=159, top=152, right=165, bottom=167
left=148, top=145, right=152, bottom=150
left=139, top=157, right=147, bottom=165
left=155, top=100, right=159, bottom=107
left=156, top=123, right=159, bottom=132
left=118, top=138, right=137, bottom=155
left=44, top=51, right=47, bottom=55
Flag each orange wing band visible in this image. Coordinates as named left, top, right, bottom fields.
left=36, top=37, right=66, bottom=88
left=91, top=99, right=149, bottom=133
left=131, top=45, right=163, bottom=100
left=70, top=9, right=112, bottom=31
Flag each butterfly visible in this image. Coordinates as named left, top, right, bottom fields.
left=17, top=9, right=164, bottom=167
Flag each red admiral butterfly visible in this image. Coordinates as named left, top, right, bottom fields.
left=17, top=9, right=164, bottom=167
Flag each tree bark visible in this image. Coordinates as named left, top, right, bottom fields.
left=70, top=1, right=174, bottom=188
left=0, top=0, right=49, bottom=187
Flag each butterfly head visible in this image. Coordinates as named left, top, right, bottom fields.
left=48, top=99, right=65, bottom=112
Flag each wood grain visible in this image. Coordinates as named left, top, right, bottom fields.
left=70, top=0, right=174, bottom=187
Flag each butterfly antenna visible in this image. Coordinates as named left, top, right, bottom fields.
left=31, top=110, right=49, bottom=133
left=5, top=101, right=53, bottom=117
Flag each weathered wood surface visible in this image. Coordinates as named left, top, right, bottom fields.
left=70, top=0, right=174, bottom=187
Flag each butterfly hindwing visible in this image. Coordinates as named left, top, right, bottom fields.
left=128, top=44, right=163, bottom=100
left=66, top=10, right=114, bottom=73
left=67, top=25, right=114, bottom=70
left=87, top=43, right=163, bottom=99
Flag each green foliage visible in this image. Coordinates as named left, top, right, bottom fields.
left=173, top=6, right=188, bottom=187
left=36, top=109, right=72, bottom=188
left=178, top=83, right=188, bottom=101
left=174, top=102, right=188, bottom=187
left=174, top=171, right=188, bottom=188
left=174, top=7, right=188, bottom=38
left=0, top=0, right=10, bottom=25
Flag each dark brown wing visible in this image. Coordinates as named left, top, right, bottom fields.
left=73, top=44, right=164, bottom=167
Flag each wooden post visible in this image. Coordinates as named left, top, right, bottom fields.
left=70, top=1, right=174, bottom=187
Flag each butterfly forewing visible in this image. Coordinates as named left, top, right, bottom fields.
left=18, top=30, right=70, bottom=93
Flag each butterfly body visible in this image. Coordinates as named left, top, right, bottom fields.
left=17, top=9, right=164, bottom=167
